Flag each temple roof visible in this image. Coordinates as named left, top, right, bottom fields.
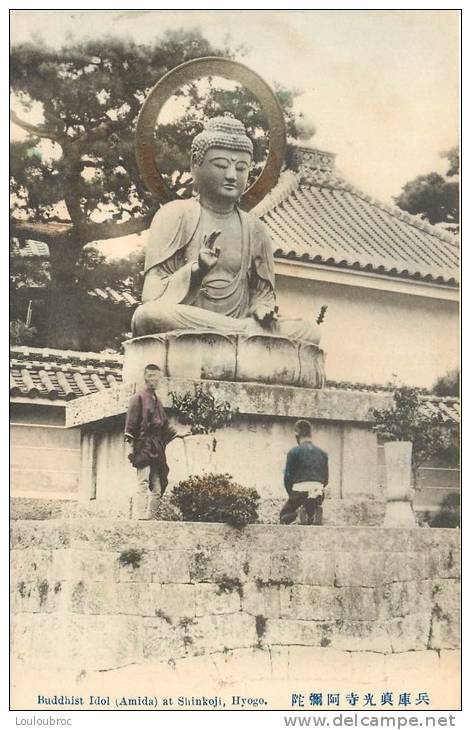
left=15, top=240, right=50, bottom=258
left=253, top=152, right=459, bottom=287
left=10, top=346, right=122, bottom=401
left=88, top=286, right=138, bottom=307
left=9, top=346, right=459, bottom=424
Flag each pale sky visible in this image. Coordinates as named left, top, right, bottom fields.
left=10, top=8, right=459, bottom=256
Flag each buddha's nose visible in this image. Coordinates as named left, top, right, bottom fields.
left=225, top=167, right=237, bottom=182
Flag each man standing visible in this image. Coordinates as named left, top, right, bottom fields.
left=280, top=420, right=329, bottom=526
left=124, top=364, right=188, bottom=519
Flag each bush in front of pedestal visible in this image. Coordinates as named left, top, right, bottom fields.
left=170, top=473, right=260, bottom=528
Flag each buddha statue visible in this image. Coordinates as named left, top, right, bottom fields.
left=131, top=115, right=321, bottom=345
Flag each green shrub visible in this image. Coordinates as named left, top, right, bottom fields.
left=170, top=383, right=237, bottom=436
left=371, top=386, right=454, bottom=486
left=170, top=473, right=260, bottom=528
left=418, top=493, right=460, bottom=529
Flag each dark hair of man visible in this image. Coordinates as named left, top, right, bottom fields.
left=144, top=364, right=161, bottom=373
left=294, top=419, right=312, bottom=438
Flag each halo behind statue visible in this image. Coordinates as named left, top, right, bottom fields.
left=135, top=57, right=286, bottom=211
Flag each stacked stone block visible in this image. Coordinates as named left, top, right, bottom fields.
left=11, top=520, right=460, bottom=678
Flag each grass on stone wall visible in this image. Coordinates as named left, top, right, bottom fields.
left=118, top=548, right=144, bottom=569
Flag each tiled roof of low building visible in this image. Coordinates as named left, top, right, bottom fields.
left=15, top=240, right=50, bottom=258
left=10, top=346, right=123, bottom=401
left=9, top=347, right=460, bottom=423
left=89, top=286, right=139, bottom=307
left=323, top=381, right=459, bottom=424
left=253, top=157, right=459, bottom=286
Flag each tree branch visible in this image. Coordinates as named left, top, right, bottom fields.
left=11, top=219, right=74, bottom=244
left=69, top=96, right=140, bottom=148
left=82, top=212, right=154, bottom=243
left=43, top=99, right=66, bottom=138
left=11, top=211, right=155, bottom=247
left=10, top=110, right=62, bottom=143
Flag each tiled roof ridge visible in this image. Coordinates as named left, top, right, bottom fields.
left=331, top=178, right=458, bottom=247
left=10, top=345, right=124, bottom=364
left=10, top=346, right=123, bottom=402
left=298, top=166, right=458, bottom=246
left=325, top=379, right=458, bottom=400
left=251, top=170, right=300, bottom=217
left=259, top=166, right=458, bottom=247
left=90, top=286, right=139, bottom=307
left=256, top=164, right=458, bottom=286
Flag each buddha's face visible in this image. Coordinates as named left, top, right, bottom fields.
left=192, top=147, right=251, bottom=206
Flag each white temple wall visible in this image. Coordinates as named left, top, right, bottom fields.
left=276, top=274, right=459, bottom=388
left=10, top=403, right=80, bottom=498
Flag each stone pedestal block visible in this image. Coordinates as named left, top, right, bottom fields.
left=166, top=331, right=237, bottom=382
left=122, top=334, right=168, bottom=384
left=298, top=342, right=326, bottom=388
left=236, top=335, right=300, bottom=385
left=122, top=331, right=325, bottom=388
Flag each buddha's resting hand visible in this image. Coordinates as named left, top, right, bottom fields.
left=252, top=304, right=279, bottom=327
left=197, top=231, right=222, bottom=274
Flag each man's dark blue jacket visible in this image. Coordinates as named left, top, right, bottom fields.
left=284, top=441, right=329, bottom=494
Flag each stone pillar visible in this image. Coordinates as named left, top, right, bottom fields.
left=383, top=441, right=416, bottom=527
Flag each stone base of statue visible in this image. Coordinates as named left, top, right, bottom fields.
left=122, top=331, right=326, bottom=389
left=66, top=357, right=393, bottom=520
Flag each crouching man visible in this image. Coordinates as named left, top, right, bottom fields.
left=280, top=420, right=329, bottom=525
left=124, top=364, right=189, bottom=519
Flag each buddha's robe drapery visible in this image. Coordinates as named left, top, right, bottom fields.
left=131, top=198, right=320, bottom=344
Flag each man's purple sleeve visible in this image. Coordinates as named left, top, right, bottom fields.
left=125, top=394, right=142, bottom=440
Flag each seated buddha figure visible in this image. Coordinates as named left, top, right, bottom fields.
left=131, top=115, right=320, bottom=345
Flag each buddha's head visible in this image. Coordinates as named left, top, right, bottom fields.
left=190, top=115, right=253, bottom=207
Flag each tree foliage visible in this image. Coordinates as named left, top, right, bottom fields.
left=371, top=386, right=457, bottom=485
left=10, top=32, right=301, bottom=349
left=432, top=368, right=460, bottom=398
left=170, top=383, right=238, bottom=436
left=9, top=239, right=144, bottom=350
left=395, top=147, right=459, bottom=231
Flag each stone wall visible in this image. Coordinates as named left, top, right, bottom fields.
left=11, top=519, right=460, bottom=709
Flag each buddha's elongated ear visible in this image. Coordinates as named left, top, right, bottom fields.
left=190, top=152, right=200, bottom=175
left=190, top=154, right=200, bottom=196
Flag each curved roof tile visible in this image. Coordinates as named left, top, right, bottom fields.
left=256, top=172, right=459, bottom=286
left=10, top=346, right=123, bottom=402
